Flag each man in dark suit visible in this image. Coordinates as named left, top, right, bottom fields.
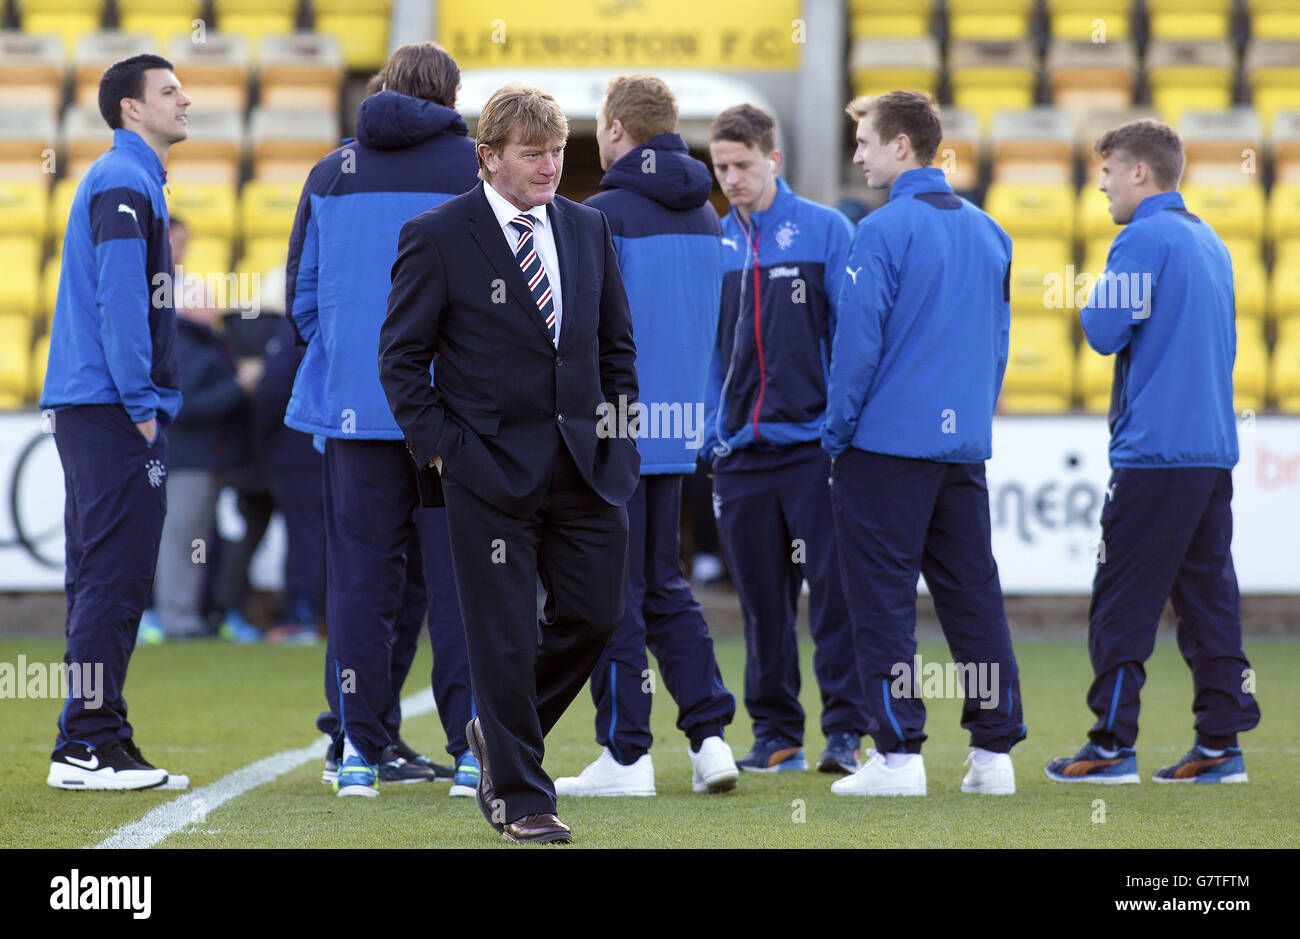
left=378, top=82, right=640, bottom=844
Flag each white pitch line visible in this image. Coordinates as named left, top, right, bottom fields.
left=93, top=687, right=437, bottom=849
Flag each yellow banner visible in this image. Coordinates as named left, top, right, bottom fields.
left=437, top=0, right=804, bottom=70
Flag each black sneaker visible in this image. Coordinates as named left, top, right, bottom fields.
left=121, top=737, right=190, bottom=790
left=322, top=741, right=340, bottom=785
left=379, top=743, right=439, bottom=783
left=392, top=738, right=453, bottom=781
left=47, top=739, right=168, bottom=791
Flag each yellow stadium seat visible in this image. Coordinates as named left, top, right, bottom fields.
left=239, top=181, right=301, bottom=241
left=1047, top=39, right=1138, bottom=131
left=18, top=0, right=104, bottom=59
left=849, top=38, right=941, bottom=100
left=1180, top=108, right=1264, bottom=186
left=212, top=0, right=297, bottom=60
left=1147, top=40, right=1236, bottom=126
left=0, top=182, right=49, bottom=242
left=0, top=315, right=33, bottom=397
left=848, top=0, right=933, bottom=39
left=1000, top=318, right=1074, bottom=412
left=950, top=41, right=1038, bottom=134
left=165, top=109, right=243, bottom=187
left=990, top=108, right=1074, bottom=184
left=49, top=176, right=81, bottom=242
left=1270, top=239, right=1300, bottom=322
left=42, top=257, right=60, bottom=317
left=1048, top=0, right=1132, bottom=41
left=1267, top=183, right=1300, bottom=247
left=62, top=107, right=114, bottom=179
left=1250, top=0, right=1300, bottom=40
left=984, top=182, right=1076, bottom=243
left=1275, top=111, right=1300, bottom=185
left=1009, top=240, right=1072, bottom=318
left=1076, top=185, right=1118, bottom=250
left=29, top=332, right=49, bottom=399
left=1245, top=42, right=1300, bottom=132
left=0, top=109, right=59, bottom=184
left=118, top=0, right=202, bottom=52
left=948, top=0, right=1034, bottom=41
left=73, top=33, right=159, bottom=112
left=0, top=239, right=41, bottom=316
left=181, top=237, right=232, bottom=276
left=936, top=109, right=982, bottom=192
left=167, top=33, right=251, bottom=115
left=1076, top=341, right=1114, bottom=413
left=313, top=0, right=391, bottom=71
left=1271, top=336, right=1300, bottom=411
left=166, top=182, right=237, bottom=241
left=1234, top=333, right=1268, bottom=411
left=1148, top=0, right=1232, bottom=40
left=1222, top=241, right=1267, bottom=320
left=237, top=242, right=288, bottom=278
left=248, top=108, right=339, bottom=183
left=1182, top=184, right=1266, bottom=241
left=0, top=33, right=66, bottom=114
left=258, top=34, right=343, bottom=112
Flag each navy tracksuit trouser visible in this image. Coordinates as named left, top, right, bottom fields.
left=589, top=474, right=735, bottom=764
left=320, top=438, right=473, bottom=765
left=1086, top=466, right=1259, bottom=751
left=712, top=442, right=870, bottom=745
left=52, top=404, right=168, bottom=750
left=830, top=448, right=1026, bottom=755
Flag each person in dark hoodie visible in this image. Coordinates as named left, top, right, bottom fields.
left=554, top=75, right=739, bottom=798
left=283, top=41, right=478, bottom=798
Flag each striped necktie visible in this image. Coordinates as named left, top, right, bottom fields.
left=509, top=213, right=557, bottom=345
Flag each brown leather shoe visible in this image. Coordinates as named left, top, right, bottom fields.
left=502, top=813, right=572, bottom=845
left=465, top=717, right=503, bottom=833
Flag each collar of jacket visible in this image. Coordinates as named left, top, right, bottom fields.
left=732, top=176, right=795, bottom=233
left=888, top=166, right=951, bottom=201
left=1129, top=190, right=1186, bottom=222
left=112, top=127, right=167, bottom=184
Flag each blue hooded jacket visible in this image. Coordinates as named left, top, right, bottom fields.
left=284, top=91, right=479, bottom=439
left=584, top=134, right=722, bottom=474
left=40, top=128, right=182, bottom=426
left=822, top=168, right=1012, bottom=463
left=703, top=177, right=854, bottom=458
left=1081, top=191, right=1238, bottom=469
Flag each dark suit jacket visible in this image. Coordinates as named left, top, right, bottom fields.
left=378, top=180, right=641, bottom=518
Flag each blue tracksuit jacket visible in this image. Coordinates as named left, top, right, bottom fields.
left=822, top=167, right=1012, bottom=463
left=40, top=128, right=181, bottom=424
left=1081, top=190, right=1238, bottom=469
left=584, top=133, right=722, bottom=474
left=703, top=177, right=854, bottom=457
left=284, top=91, right=479, bottom=439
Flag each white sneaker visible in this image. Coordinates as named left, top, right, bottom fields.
left=554, top=748, right=655, bottom=796
left=961, top=750, right=1015, bottom=794
left=689, top=736, right=739, bottom=793
left=830, top=749, right=926, bottom=796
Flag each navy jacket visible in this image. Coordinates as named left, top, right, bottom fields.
left=703, top=178, right=854, bottom=457
left=1081, top=191, right=1238, bottom=469
left=822, top=168, right=1012, bottom=463
left=284, top=91, right=479, bottom=439
left=41, top=128, right=181, bottom=425
left=167, top=317, right=248, bottom=470
left=584, top=134, right=722, bottom=474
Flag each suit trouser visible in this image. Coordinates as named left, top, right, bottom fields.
left=589, top=474, right=735, bottom=764
left=712, top=443, right=870, bottom=745
left=52, top=404, right=168, bottom=750
left=321, top=438, right=473, bottom=765
left=441, top=444, right=628, bottom=821
left=154, top=469, right=220, bottom=637
left=1085, top=466, right=1259, bottom=751
left=830, top=448, right=1025, bottom=755
left=269, top=451, right=325, bottom=622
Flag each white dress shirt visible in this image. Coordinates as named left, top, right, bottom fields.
left=483, top=180, right=564, bottom=344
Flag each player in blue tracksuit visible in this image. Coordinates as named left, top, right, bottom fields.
left=553, top=76, right=738, bottom=797
left=284, top=43, right=477, bottom=796
left=704, top=104, right=870, bottom=776
left=1046, top=120, right=1259, bottom=786
left=41, top=55, right=188, bottom=790
left=823, top=92, right=1025, bottom=797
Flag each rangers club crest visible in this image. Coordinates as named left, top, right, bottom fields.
left=146, top=459, right=166, bottom=489
left=774, top=220, right=799, bottom=250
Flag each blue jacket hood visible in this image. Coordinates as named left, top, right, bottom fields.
left=597, top=134, right=713, bottom=211
left=356, top=91, right=468, bottom=150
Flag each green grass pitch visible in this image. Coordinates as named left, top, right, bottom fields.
left=1, top=635, right=1295, bottom=849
